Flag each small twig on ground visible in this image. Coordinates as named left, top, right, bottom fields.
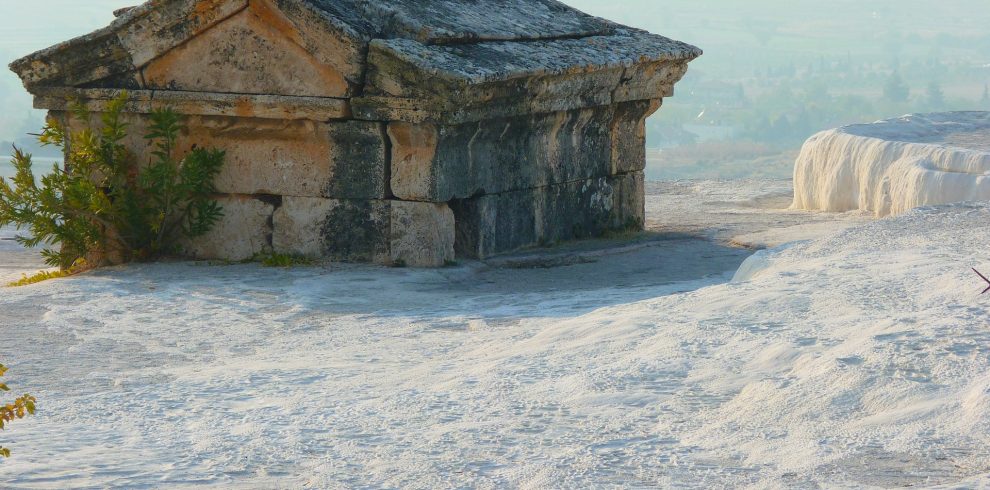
left=972, top=268, right=990, bottom=294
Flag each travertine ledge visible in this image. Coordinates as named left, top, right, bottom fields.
left=792, top=112, right=990, bottom=217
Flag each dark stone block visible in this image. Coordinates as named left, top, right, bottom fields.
left=324, top=122, right=388, bottom=199
left=451, top=172, right=644, bottom=259
left=318, top=200, right=391, bottom=262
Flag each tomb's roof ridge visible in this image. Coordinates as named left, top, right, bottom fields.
left=300, top=0, right=619, bottom=45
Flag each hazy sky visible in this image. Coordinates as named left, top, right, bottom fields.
left=0, top=1, right=134, bottom=141
left=2, top=1, right=989, bottom=143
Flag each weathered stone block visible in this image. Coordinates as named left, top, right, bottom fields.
left=388, top=102, right=656, bottom=202
left=180, top=195, right=275, bottom=261
left=389, top=201, right=455, bottom=267
left=611, top=100, right=662, bottom=174
left=271, top=196, right=336, bottom=257
left=272, top=196, right=382, bottom=262
left=181, top=117, right=385, bottom=199
left=451, top=172, right=645, bottom=259
left=273, top=197, right=454, bottom=267
left=322, top=122, right=389, bottom=199
left=613, top=61, right=691, bottom=105
left=387, top=122, right=440, bottom=201
left=175, top=116, right=340, bottom=198
left=273, top=196, right=390, bottom=263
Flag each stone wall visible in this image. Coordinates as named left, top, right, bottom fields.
left=387, top=100, right=657, bottom=202
left=52, top=94, right=652, bottom=266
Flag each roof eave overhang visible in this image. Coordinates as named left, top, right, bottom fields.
left=353, top=31, right=702, bottom=124
left=10, top=0, right=252, bottom=92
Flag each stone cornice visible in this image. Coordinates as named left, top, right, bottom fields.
left=34, top=88, right=351, bottom=122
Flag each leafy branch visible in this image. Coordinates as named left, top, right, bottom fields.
left=0, top=91, right=225, bottom=273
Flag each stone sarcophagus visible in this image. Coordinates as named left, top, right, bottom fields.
left=10, top=0, right=700, bottom=266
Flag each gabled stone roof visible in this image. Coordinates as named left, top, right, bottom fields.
left=10, top=0, right=701, bottom=123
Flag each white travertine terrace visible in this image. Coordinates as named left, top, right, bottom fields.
left=792, top=112, right=990, bottom=217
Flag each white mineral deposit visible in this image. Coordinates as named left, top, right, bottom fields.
left=2, top=0, right=990, bottom=488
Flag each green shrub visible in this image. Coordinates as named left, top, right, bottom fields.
left=255, top=252, right=316, bottom=268
left=6, top=260, right=88, bottom=287
left=0, top=363, right=36, bottom=457
left=0, top=92, right=225, bottom=271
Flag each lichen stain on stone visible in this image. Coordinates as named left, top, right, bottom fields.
left=319, top=201, right=390, bottom=262
left=324, top=122, right=388, bottom=199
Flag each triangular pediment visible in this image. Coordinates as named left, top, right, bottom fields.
left=142, top=2, right=350, bottom=97
left=9, top=0, right=370, bottom=96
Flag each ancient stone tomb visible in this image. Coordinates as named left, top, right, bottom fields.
left=11, top=0, right=700, bottom=266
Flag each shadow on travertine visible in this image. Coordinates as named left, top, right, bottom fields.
left=3, top=179, right=872, bottom=319
left=57, top=232, right=749, bottom=320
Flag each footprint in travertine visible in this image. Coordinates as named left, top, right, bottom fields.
left=836, top=356, right=864, bottom=367
left=820, top=446, right=981, bottom=488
